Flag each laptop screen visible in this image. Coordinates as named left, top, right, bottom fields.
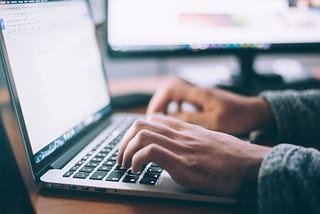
left=0, top=0, right=111, bottom=164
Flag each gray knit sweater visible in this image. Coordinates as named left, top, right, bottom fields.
left=258, top=90, right=320, bottom=214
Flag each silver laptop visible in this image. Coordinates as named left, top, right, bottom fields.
left=0, top=0, right=236, bottom=204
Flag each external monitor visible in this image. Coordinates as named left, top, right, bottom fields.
left=107, top=0, right=320, bottom=86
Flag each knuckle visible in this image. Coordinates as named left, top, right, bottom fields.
left=148, top=114, right=160, bottom=122
left=212, top=110, right=224, bottom=126
left=132, top=119, right=146, bottom=130
left=136, top=129, right=151, bottom=141
left=160, top=82, right=173, bottom=94
left=201, top=88, right=212, bottom=99
left=190, top=87, right=211, bottom=101
left=144, top=144, right=159, bottom=157
left=185, top=157, right=198, bottom=170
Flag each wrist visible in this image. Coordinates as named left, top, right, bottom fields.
left=240, top=145, right=271, bottom=197
left=247, top=97, right=275, bottom=130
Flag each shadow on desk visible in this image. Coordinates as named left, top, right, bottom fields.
left=36, top=188, right=252, bottom=214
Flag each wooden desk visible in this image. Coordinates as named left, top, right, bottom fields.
left=0, top=76, right=247, bottom=214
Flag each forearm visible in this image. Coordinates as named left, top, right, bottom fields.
left=261, top=90, right=320, bottom=144
left=258, top=144, right=320, bottom=214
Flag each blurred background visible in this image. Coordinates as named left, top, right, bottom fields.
left=1, top=0, right=320, bottom=96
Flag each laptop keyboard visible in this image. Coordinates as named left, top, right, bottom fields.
left=63, top=116, right=163, bottom=185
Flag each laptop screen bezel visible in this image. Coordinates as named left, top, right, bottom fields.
left=0, top=0, right=113, bottom=181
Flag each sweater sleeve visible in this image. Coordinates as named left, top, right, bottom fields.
left=261, top=90, right=320, bottom=144
left=258, top=144, right=320, bottom=214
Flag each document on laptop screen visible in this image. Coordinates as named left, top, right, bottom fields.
left=0, top=1, right=110, bottom=156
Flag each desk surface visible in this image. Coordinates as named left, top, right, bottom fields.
left=0, top=76, right=248, bottom=214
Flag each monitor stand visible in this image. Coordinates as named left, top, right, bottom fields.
left=224, top=51, right=284, bottom=95
left=218, top=51, right=320, bottom=95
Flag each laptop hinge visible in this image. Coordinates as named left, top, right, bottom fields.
left=50, top=117, right=112, bottom=169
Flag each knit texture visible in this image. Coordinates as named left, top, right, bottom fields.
left=261, top=90, right=320, bottom=144
left=258, top=144, right=320, bottom=214
left=257, top=89, right=320, bottom=213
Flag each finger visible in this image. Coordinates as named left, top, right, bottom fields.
left=117, top=119, right=179, bottom=165
left=146, top=83, right=204, bottom=115
left=131, top=143, right=182, bottom=175
left=147, top=114, right=194, bottom=131
left=147, top=78, right=184, bottom=115
left=121, top=129, right=186, bottom=169
left=170, top=112, right=207, bottom=128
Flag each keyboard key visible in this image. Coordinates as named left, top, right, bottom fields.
left=109, top=141, right=118, bottom=146
left=127, top=169, right=141, bottom=176
left=123, top=175, right=139, bottom=183
left=100, top=148, right=112, bottom=154
left=109, top=156, right=117, bottom=161
left=105, top=144, right=114, bottom=149
left=103, top=159, right=116, bottom=166
left=151, top=163, right=159, bottom=167
left=113, top=165, right=127, bottom=172
left=63, top=171, right=74, bottom=177
left=87, top=151, right=94, bottom=156
left=147, top=167, right=163, bottom=173
left=69, top=166, right=79, bottom=171
left=73, top=172, right=90, bottom=179
left=95, top=153, right=107, bottom=158
left=97, top=165, right=113, bottom=172
left=140, top=177, right=157, bottom=185
left=106, top=171, right=125, bottom=182
left=79, top=167, right=95, bottom=173
left=144, top=172, right=161, bottom=179
left=75, top=160, right=85, bottom=166
left=85, top=162, right=99, bottom=167
left=81, top=156, right=90, bottom=161
left=90, top=157, right=103, bottom=162
left=90, top=171, right=108, bottom=180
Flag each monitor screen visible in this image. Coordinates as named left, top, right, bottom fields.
left=107, top=0, right=320, bottom=55
left=0, top=0, right=111, bottom=164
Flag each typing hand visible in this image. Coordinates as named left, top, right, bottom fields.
left=117, top=114, right=270, bottom=196
left=147, top=77, right=274, bottom=135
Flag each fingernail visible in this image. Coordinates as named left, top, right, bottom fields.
left=121, top=162, right=128, bottom=169
left=131, top=167, right=140, bottom=174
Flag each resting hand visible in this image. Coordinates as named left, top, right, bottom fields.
left=147, top=77, right=274, bottom=135
left=117, top=114, right=270, bottom=196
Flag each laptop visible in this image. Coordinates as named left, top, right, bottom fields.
left=0, top=0, right=236, bottom=203
left=0, top=117, right=35, bottom=214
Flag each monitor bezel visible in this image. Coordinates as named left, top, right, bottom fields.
left=106, top=0, right=320, bottom=58
left=106, top=42, right=320, bottom=58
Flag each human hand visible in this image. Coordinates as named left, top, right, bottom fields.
left=147, top=77, right=274, bottom=135
left=117, top=114, right=270, bottom=196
